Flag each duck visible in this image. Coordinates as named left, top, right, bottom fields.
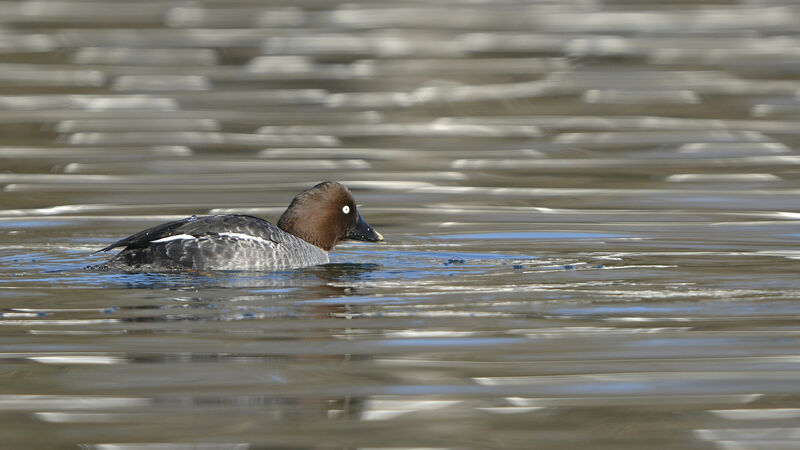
left=91, top=181, right=383, bottom=272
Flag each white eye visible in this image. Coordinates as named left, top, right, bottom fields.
left=342, top=205, right=350, bottom=214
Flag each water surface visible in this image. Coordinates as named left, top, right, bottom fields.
left=2, top=1, right=800, bottom=449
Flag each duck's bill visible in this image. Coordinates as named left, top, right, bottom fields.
left=346, top=213, right=383, bottom=242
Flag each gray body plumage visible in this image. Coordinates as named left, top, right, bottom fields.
left=94, top=215, right=329, bottom=272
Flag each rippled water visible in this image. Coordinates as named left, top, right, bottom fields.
left=2, top=1, right=800, bottom=448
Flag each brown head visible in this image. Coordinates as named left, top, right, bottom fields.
left=277, top=181, right=383, bottom=251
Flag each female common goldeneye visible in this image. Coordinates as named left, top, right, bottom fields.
left=92, top=181, right=383, bottom=272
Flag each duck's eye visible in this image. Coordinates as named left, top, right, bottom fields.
left=342, top=205, right=351, bottom=214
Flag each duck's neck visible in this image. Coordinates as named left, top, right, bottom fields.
left=277, top=212, right=336, bottom=251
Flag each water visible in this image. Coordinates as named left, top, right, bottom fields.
left=2, top=0, right=800, bottom=448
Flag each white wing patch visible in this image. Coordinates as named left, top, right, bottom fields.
left=151, top=234, right=196, bottom=243
left=218, top=232, right=273, bottom=245
left=150, top=232, right=272, bottom=245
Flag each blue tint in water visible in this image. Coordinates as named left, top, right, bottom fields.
left=436, top=232, right=632, bottom=240
left=341, top=249, right=534, bottom=261
left=0, top=220, right=71, bottom=229
left=6, top=244, right=538, bottom=290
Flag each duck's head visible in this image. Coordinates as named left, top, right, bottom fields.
left=278, top=181, right=383, bottom=251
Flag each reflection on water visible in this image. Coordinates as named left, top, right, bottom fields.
left=2, top=0, right=800, bottom=449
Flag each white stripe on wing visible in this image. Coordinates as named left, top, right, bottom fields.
left=150, top=234, right=196, bottom=243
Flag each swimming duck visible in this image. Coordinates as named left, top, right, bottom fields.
left=92, top=181, right=383, bottom=272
